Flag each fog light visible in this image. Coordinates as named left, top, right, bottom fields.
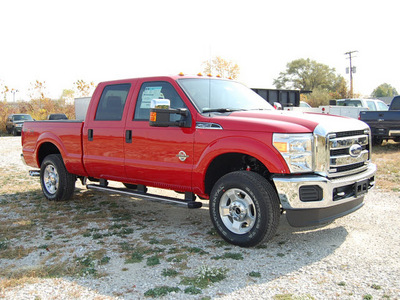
left=299, top=186, right=323, bottom=202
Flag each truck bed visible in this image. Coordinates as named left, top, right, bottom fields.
left=22, top=120, right=86, bottom=176
left=360, top=110, right=400, bottom=143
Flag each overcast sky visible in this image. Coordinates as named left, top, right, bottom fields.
left=1, top=0, right=398, bottom=100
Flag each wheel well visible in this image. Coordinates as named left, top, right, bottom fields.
left=204, top=153, right=270, bottom=196
left=38, top=142, right=61, bottom=166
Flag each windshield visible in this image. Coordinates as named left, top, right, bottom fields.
left=177, top=78, right=273, bottom=113
left=336, top=100, right=362, bottom=107
left=13, top=115, right=33, bottom=121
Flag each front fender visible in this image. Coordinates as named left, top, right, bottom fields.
left=192, top=135, right=289, bottom=195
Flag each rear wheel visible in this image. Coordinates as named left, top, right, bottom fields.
left=40, top=154, right=75, bottom=201
left=209, top=171, right=280, bottom=247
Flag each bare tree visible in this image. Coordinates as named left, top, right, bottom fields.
left=203, top=56, right=240, bottom=79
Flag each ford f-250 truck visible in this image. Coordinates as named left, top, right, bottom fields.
left=360, top=95, right=400, bottom=145
left=21, top=75, right=376, bottom=247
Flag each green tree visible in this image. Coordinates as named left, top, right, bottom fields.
left=371, top=83, right=398, bottom=98
left=202, top=56, right=240, bottom=79
left=60, top=89, right=75, bottom=103
left=274, top=58, right=349, bottom=106
left=273, top=58, right=345, bottom=92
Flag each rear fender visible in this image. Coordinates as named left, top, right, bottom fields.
left=35, top=132, right=86, bottom=176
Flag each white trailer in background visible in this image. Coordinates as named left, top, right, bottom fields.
left=74, top=97, right=91, bottom=120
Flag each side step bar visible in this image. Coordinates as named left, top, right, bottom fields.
left=29, top=170, right=40, bottom=177
left=86, top=184, right=202, bottom=209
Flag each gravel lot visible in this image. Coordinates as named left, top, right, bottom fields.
left=1, top=136, right=399, bottom=299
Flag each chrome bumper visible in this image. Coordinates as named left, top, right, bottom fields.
left=272, top=163, right=376, bottom=210
left=272, top=164, right=376, bottom=227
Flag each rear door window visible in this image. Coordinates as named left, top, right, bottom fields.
left=366, top=101, right=376, bottom=110
left=95, top=84, right=131, bottom=121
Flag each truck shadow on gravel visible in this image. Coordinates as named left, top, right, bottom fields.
left=0, top=187, right=349, bottom=298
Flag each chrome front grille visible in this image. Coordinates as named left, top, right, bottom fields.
left=328, top=130, right=370, bottom=177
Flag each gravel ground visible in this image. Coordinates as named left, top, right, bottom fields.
left=0, top=136, right=399, bottom=300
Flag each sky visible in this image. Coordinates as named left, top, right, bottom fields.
left=0, top=0, right=399, bottom=101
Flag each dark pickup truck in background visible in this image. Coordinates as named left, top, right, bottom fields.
left=360, top=96, right=400, bottom=145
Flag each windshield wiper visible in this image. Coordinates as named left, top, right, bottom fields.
left=202, top=108, right=244, bottom=113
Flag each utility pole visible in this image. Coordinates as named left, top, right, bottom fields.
left=345, top=50, right=358, bottom=98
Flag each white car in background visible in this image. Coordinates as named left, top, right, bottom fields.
left=334, top=98, right=388, bottom=111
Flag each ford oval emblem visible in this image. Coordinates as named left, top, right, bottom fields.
left=349, top=144, right=362, bottom=157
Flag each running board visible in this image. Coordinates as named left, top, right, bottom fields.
left=29, top=170, right=40, bottom=177
left=86, top=184, right=202, bottom=209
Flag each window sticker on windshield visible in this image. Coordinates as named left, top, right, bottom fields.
left=141, top=87, right=163, bottom=108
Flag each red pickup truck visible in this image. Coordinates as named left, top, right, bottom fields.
left=21, top=75, right=376, bottom=247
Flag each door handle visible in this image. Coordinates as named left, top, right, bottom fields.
left=88, top=129, right=93, bottom=141
left=125, top=130, right=132, bottom=143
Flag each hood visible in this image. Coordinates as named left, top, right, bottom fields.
left=209, top=110, right=367, bottom=134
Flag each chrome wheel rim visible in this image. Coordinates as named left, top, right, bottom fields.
left=43, top=164, right=59, bottom=195
left=219, top=188, right=256, bottom=234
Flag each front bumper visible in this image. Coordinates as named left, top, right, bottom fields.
left=272, top=163, right=376, bottom=227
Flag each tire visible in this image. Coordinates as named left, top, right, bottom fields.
left=372, top=137, right=383, bottom=146
left=40, top=154, right=76, bottom=201
left=209, top=171, right=280, bottom=247
left=12, top=128, right=18, bottom=136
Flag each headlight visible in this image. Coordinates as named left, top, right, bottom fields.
left=273, top=133, right=313, bottom=173
left=16, top=124, right=23, bottom=128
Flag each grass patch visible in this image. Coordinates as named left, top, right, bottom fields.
left=144, top=286, right=180, bottom=298
left=181, top=265, right=227, bottom=289
left=248, top=271, right=261, bottom=278
left=161, top=268, right=179, bottom=277
left=146, top=255, right=161, bottom=266
left=211, top=252, right=243, bottom=260
left=125, top=252, right=144, bottom=264
left=0, top=239, right=9, bottom=250
left=184, top=286, right=202, bottom=295
left=0, top=245, right=34, bottom=259
left=372, top=142, right=400, bottom=191
left=273, top=294, right=315, bottom=300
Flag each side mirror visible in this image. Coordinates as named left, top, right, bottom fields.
left=273, top=102, right=283, bottom=110
left=149, top=99, right=192, bottom=128
left=329, top=99, right=337, bottom=106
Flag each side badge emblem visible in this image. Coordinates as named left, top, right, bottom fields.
left=176, top=151, right=189, bottom=162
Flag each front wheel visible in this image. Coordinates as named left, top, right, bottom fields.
left=209, top=171, right=280, bottom=247
left=40, top=154, right=76, bottom=201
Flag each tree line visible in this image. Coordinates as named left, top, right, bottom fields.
left=273, top=58, right=398, bottom=107
left=0, top=80, right=95, bottom=133
left=1, top=57, right=397, bottom=134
